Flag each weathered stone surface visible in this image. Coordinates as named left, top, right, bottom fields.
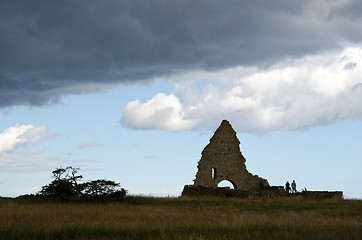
left=182, top=119, right=343, bottom=200
left=182, top=185, right=288, bottom=198
left=301, top=191, right=343, bottom=199
left=182, top=185, right=250, bottom=198
left=192, top=120, right=269, bottom=191
left=182, top=185, right=343, bottom=199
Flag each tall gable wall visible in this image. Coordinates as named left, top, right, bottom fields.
left=193, top=120, right=269, bottom=191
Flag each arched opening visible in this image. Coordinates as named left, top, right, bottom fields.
left=217, top=180, right=236, bottom=189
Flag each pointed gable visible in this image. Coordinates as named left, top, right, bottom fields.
left=193, top=120, right=269, bottom=191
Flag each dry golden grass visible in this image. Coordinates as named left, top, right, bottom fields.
left=0, top=196, right=361, bottom=239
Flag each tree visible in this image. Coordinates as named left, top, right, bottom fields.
left=40, top=166, right=83, bottom=196
left=40, top=166, right=127, bottom=198
left=81, top=179, right=126, bottom=197
left=39, top=179, right=77, bottom=196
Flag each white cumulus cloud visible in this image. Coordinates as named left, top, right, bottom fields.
left=0, top=124, right=51, bottom=154
left=122, top=93, right=199, bottom=131
left=122, top=46, right=362, bottom=133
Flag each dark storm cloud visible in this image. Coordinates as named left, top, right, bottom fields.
left=1, top=0, right=361, bottom=107
left=330, top=0, right=362, bottom=20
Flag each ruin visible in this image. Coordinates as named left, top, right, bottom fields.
left=192, top=120, right=268, bottom=190
left=182, top=120, right=343, bottom=199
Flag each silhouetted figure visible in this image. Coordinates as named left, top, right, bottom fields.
left=291, top=180, right=297, bottom=193
left=285, top=181, right=290, bottom=193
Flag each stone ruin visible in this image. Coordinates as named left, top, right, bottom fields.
left=193, top=120, right=268, bottom=190
left=182, top=120, right=343, bottom=199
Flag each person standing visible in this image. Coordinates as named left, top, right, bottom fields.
left=285, top=181, right=290, bottom=193
left=291, top=180, right=297, bottom=193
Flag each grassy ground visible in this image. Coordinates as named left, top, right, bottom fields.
left=0, top=196, right=361, bottom=239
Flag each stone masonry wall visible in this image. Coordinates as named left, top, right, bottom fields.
left=182, top=119, right=343, bottom=199
left=193, top=120, right=269, bottom=191
left=182, top=185, right=343, bottom=199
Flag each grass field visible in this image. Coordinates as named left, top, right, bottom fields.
left=1, top=196, right=361, bottom=239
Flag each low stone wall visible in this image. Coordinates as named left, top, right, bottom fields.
left=301, top=191, right=343, bottom=199
left=182, top=185, right=343, bottom=199
left=182, top=185, right=250, bottom=198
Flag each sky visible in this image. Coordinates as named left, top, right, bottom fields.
left=1, top=0, right=362, bottom=199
